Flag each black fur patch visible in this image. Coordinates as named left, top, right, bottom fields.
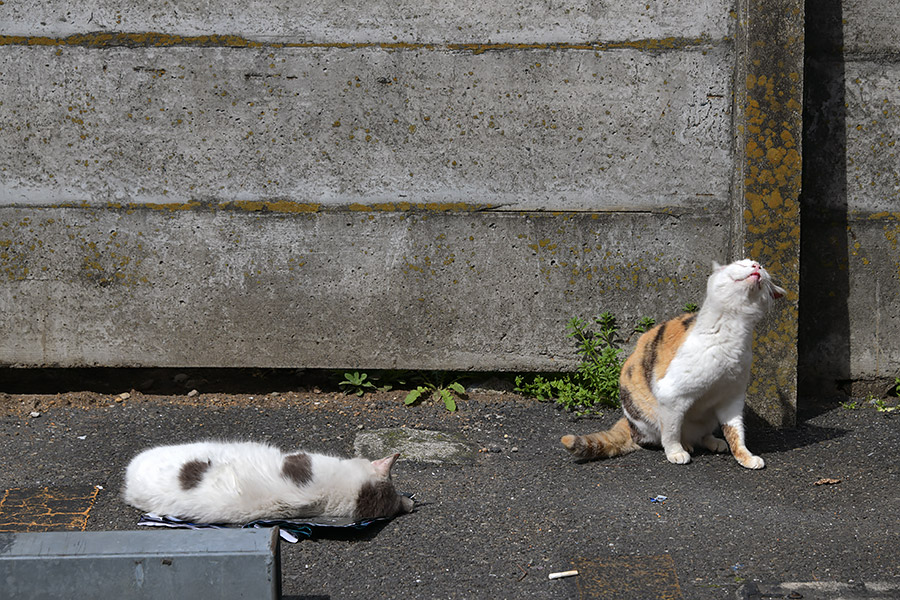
left=282, top=453, right=313, bottom=486
left=620, top=387, right=650, bottom=445
left=571, top=436, right=588, bottom=454
left=354, top=481, right=402, bottom=520
left=619, top=385, right=637, bottom=416
left=627, top=419, right=656, bottom=447
left=641, top=322, right=667, bottom=389
left=178, top=459, right=211, bottom=490
left=681, top=313, right=697, bottom=329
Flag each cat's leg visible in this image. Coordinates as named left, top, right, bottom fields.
left=702, top=434, right=729, bottom=453
left=720, top=416, right=764, bottom=469
left=658, top=405, right=691, bottom=464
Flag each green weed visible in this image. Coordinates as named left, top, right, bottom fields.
left=515, top=311, right=653, bottom=416
left=634, top=316, right=657, bottom=334
left=871, top=398, right=898, bottom=413
left=404, top=373, right=466, bottom=412
left=338, top=371, right=392, bottom=396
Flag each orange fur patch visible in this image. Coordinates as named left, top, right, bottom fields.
left=722, top=424, right=751, bottom=463
left=560, top=418, right=640, bottom=459
left=651, top=314, right=696, bottom=381
left=619, top=313, right=696, bottom=420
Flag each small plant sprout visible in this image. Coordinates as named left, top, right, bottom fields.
left=682, top=302, right=700, bottom=313
left=633, top=316, right=656, bottom=334
left=338, top=371, right=392, bottom=396
left=871, top=398, right=898, bottom=413
left=404, top=374, right=467, bottom=412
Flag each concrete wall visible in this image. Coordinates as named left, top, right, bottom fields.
left=0, top=1, right=812, bottom=422
left=801, top=0, right=900, bottom=396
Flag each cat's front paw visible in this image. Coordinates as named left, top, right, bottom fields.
left=738, top=454, right=765, bottom=469
left=665, top=450, right=692, bottom=465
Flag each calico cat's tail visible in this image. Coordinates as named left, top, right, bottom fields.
left=560, top=417, right=641, bottom=460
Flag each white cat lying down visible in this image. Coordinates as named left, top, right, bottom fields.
left=123, top=440, right=414, bottom=523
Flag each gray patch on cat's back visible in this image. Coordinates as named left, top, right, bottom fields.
left=179, top=459, right=211, bottom=490
left=282, top=453, right=313, bottom=486
left=354, top=428, right=473, bottom=464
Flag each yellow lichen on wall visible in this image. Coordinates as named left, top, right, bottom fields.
left=738, top=0, right=803, bottom=425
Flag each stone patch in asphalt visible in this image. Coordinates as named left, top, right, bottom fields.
left=739, top=581, right=900, bottom=599
left=353, top=427, right=474, bottom=464
left=575, top=554, right=683, bottom=600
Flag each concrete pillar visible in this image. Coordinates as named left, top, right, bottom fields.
left=733, top=0, right=804, bottom=425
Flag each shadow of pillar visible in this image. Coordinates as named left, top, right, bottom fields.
left=798, top=0, right=851, bottom=410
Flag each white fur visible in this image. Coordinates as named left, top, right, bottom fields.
left=122, top=440, right=390, bottom=522
left=651, top=259, right=785, bottom=468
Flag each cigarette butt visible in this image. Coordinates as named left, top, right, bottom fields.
left=548, top=570, right=579, bottom=580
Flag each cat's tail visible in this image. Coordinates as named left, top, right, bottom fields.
left=560, top=417, right=641, bottom=460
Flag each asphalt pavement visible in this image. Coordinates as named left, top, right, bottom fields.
left=0, top=380, right=898, bottom=599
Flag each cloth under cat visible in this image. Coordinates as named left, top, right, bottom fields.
left=122, top=440, right=414, bottom=524
left=562, top=259, right=786, bottom=469
left=136, top=512, right=401, bottom=543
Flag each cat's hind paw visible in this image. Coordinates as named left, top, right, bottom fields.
left=665, top=449, right=692, bottom=465
left=737, top=454, right=765, bottom=469
left=703, top=435, right=729, bottom=453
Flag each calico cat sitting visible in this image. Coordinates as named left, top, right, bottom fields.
left=122, top=440, right=414, bottom=522
left=561, top=259, right=785, bottom=469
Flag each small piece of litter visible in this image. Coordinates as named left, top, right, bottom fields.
left=117, top=392, right=131, bottom=401
left=77, top=435, right=87, bottom=440
left=814, top=478, right=841, bottom=486
left=29, top=411, right=41, bottom=418
left=651, top=495, right=668, bottom=503
left=548, top=570, right=579, bottom=580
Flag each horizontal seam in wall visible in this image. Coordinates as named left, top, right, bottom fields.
left=6, top=202, right=703, bottom=218
left=0, top=32, right=724, bottom=53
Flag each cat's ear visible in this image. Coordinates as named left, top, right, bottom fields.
left=372, top=453, right=400, bottom=477
left=771, top=284, right=786, bottom=300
